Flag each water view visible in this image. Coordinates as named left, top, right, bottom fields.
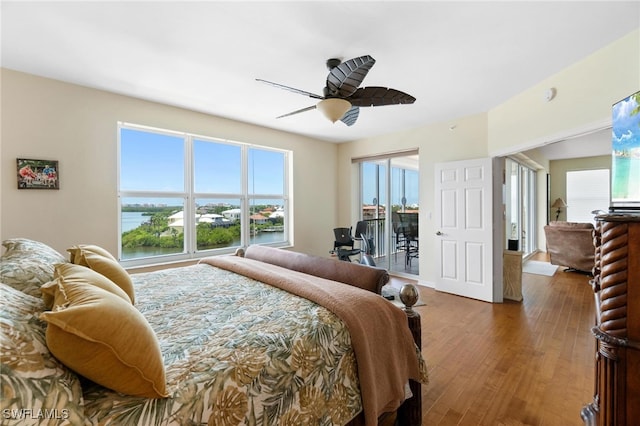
left=120, top=210, right=284, bottom=259
left=612, top=156, right=640, bottom=201
left=612, top=91, right=640, bottom=204
left=121, top=211, right=148, bottom=232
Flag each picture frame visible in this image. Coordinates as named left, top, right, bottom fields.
left=17, top=158, right=59, bottom=190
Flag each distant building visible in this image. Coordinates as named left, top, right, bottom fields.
left=362, top=205, right=385, bottom=219
left=270, top=207, right=285, bottom=219
left=168, top=211, right=232, bottom=232
left=250, top=214, right=268, bottom=224
left=222, top=208, right=241, bottom=222
left=168, top=211, right=185, bottom=230
left=199, top=213, right=231, bottom=227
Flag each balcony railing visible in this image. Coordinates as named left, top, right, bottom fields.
left=360, top=218, right=405, bottom=258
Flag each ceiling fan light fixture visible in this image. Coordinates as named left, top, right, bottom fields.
left=317, top=98, right=351, bottom=123
left=257, top=55, right=414, bottom=127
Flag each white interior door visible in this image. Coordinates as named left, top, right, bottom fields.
left=434, top=158, right=496, bottom=302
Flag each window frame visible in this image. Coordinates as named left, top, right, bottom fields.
left=118, top=122, right=292, bottom=268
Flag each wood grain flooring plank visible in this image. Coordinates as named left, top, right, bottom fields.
left=413, top=254, right=593, bottom=425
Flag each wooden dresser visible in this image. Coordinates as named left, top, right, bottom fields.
left=581, top=214, right=640, bottom=425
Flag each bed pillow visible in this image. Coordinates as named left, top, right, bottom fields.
left=67, top=245, right=135, bottom=304
left=67, top=244, right=116, bottom=263
left=39, top=277, right=168, bottom=398
left=243, top=245, right=390, bottom=294
left=1, top=238, right=67, bottom=297
left=0, top=283, right=85, bottom=423
left=41, top=263, right=132, bottom=309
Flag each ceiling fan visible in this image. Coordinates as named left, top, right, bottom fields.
left=256, top=55, right=416, bottom=126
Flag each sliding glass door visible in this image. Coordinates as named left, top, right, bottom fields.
left=505, top=158, right=537, bottom=257
left=359, top=154, right=419, bottom=275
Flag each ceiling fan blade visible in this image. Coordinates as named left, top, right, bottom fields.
left=340, top=106, right=359, bottom=126
left=256, top=79, right=324, bottom=100
left=348, top=86, right=416, bottom=107
left=326, top=55, right=376, bottom=98
left=276, top=105, right=317, bottom=119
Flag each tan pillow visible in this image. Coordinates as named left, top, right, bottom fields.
left=39, top=278, right=168, bottom=398
left=67, top=244, right=116, bottom=263
left=41, top=263, right=131, bottom=309
left=68, top=245, right=135, bottom=304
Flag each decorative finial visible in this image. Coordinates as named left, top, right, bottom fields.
left=399, top=284, right=419, bottom=313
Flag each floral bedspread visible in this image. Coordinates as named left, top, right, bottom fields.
left=82, top=264, right=363, bottom=426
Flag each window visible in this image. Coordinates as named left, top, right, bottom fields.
left=566, top=169, right=610, bottom=223
left=118, top=123, right=291, bottom=266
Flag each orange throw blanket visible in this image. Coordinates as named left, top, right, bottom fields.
left=201, top=256, right=425, bottom=425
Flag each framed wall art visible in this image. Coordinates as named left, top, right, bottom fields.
left=17, top=158, right=59, bottom=190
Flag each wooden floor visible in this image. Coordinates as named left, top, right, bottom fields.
left=408, top=254, right=595, bottom=425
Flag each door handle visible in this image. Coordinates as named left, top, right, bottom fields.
left=435, top=231, right=443, bottom=236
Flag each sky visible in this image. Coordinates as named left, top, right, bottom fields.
left=361, top=162, right=419, bottom=207
left=121, top=126, right=420, bottom=209
left=120, top=127, right=285, bottom=206
left=612, top=91, right=640, bottom=153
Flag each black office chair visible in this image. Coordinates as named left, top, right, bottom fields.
left=333, top=227, right=361, bottom=262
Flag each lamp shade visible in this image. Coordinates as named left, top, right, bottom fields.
left=317, top=98, right=351, bottom=123
left=551, top=198, right=567, bottom=209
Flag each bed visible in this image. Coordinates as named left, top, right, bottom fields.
left=0, top=239, right=428, bottom=426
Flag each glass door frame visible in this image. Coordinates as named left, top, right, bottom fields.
left=505, top=158, right=537, bottom=257
left=357, top=153, right=419, bottom=276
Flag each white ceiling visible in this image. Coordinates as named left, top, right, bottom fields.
left=2, top=1, right=639, bottom=143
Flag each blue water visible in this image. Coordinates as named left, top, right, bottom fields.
left=612, top=156, right=640, bottom=201
left=121, top=211, right=148, bottom=232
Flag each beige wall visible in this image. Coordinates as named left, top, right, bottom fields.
left=488, top=29, right=639, bottom=156
left=337, top=29, right=638, bottom=284
left=1, top=69, right=338, bottom=258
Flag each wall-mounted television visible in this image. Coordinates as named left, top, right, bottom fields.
left=611, top=90, right=640, bottom=211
